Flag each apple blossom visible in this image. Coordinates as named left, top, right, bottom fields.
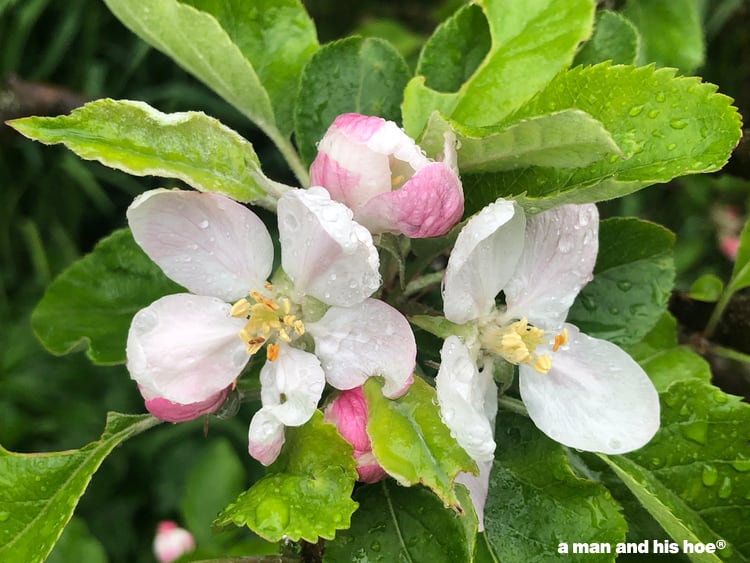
left=310, top=112, right=464, bottom=238
left=125, top=187, right=415, bottom=465
left=437, top=199, right=660, bottom=464
left=153, top=521, right=195, bottom=563
left=324, top=386, right=387, bottom=483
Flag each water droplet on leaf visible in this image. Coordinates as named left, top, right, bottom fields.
left=701, top=464, right=718, bottom=486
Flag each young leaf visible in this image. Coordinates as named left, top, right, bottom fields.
left=31, top=228, right=183, bottom=365
left=625, top=313, right=711, bottom=393
left=213, top=411, right=358, bottom=543
left=419, top=110, right=621, bottom=173
left=294, top=37, right=410, bottom=166
left=484, top=412, right=627, bottom=561
left=462, top=63, right=742, bottom=214
left=103, top=0, right=278, bottom=137
left=363, top=377, right=477, bottom=510
left=573, top=10, right=639, bottom=67
left=689, top=274, right=725, bottom=302
left=623, top=0, right=705, bottom=73
left=178, top=0, right=318, bottom=135
left=9, top=99, right=274, bottom=205
left=402, top=0, right=595, bottom=137
left=602, top=379, right=750, bottom=561
left=568, top=217, right=675, bottom=346
left=324, top=481, right=477, bottom=562
left=0, top=413, right=160, bottom=563
left=727, top=217, right=750, bottom=293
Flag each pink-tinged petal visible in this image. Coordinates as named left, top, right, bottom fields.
left=308, top=299, right=416, bottom=398
left=519, top=324, right=660, bottom=454
left=436, top=336, right=497, bottom=462
left=353, top=451, right=388, bottom=483
left=503, top=204, right=598, bottom=331
left=443, top=199, right=525, bottom=324
left=248, top=408, right=286, bottom=465
left=153, top=521, right=195, bottom=563
left=259, top=344, right=325, bottom=426
left=358, top=161, right=464, bottom=238
left=126, top=294, right=248, bottom=404
left=456, top=459, right=492, bottom=532
left=141, top=384, right=231, bottom=423
left=278, top=187, right=380, bottom=307
left=127, top=189, right=273, bottom=302
left=324, top=387, right=371, bottom=451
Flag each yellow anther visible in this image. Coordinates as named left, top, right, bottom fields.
left=293, top=319, right=305, bottom=336
left=267, top=343, right=280, bottom=362
left=552, top=328, right=569, bottom=352
left=282, top=298, right=291, bottom=315
left=533, top=354, right=552, bottom=374
left=278, top=328, right=291, bottom=343
left=230, top=298, right=250, bottom=318
left=391, top=174, right=406, bottom=186
left=264, top=281, right=274, bottom=291
left=283, top=314, right=297, bottom=326
left=246, top=336, right=265, bottom=355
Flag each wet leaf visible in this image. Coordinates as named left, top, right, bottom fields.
left=213, top=411, right=358, bottom=543
left=574, top=10, right=639, bottom=66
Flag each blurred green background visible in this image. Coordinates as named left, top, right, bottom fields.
left=1, top=0, right=748, bottom=561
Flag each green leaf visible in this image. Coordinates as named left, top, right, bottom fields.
left=181, top=439, right=246, bottom=548
left=8, top=99, right=272, bottom=205
left=463, top=63, right=742, bottom=214
left=294, top=36, right=411, bottom=166
left=727, top=218, right=750, bottom=293
left=31, top=228, right=183, bottom=365
left=602, top=379, right=750, bottom=561
left=574, top=10, right=639, bottom=66
left=689, top=274, right=725, bottom=302
left=324, top=481, right=477, bottom=562
left=178, top=0, right=318, bottom=135
left=103, top=0, right=278, bottom=137
left=364, top=377, right=477, bottom=510
left=46, top=517, right=107, bottom=563
left=0, top=413, right=159, bottom=563
left=419, top=109, right=621, bottom=173
left=568, top=217, right=675, bottom=346
left=625, top=313, right=711, bottom=393
left=213, top=411, right=358, bottom=543
left=403, top=0, right=595, bottom=137
left=484, top=412, right=627, bottom=561
left=623, top=0, right=705, bottom=73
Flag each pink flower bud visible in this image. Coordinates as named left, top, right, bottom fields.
left=153, top=521, right=195, bottom=563
left=324, top=387, right=387, bottom=483
left=310, top=113, right=463, bottom=238
left=720, top=235, right=740, bottom=261
left=139, top=384, right=232, bottom=423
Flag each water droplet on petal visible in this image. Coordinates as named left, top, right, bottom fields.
left=199, top=219, right=209, bottom=229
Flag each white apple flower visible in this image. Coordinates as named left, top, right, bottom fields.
left=437, top=199, right=660, bottom=463
left=126, top=187, right=415, bottom=465
left=310, top=112, right=464, bottom=238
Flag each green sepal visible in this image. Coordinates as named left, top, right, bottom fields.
left=31, top=228, right=183, bottom=365
left=324, top=481, right=478, bottom=562
left=568, top=217, right=675, bottom=346
left=213, top=411, right=358, bottom=543
left=363, top=377, right=477, bottom=510
left=9, top=99, right=275, bottom=205
left=0, top=413, right=160, bottom=563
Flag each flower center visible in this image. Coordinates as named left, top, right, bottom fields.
left=230, top=282, right=305, bottom=362
left=480, top=317, right=568, bottom=374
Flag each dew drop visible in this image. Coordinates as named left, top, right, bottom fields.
left=558, top=235, right=574, bottom=253
left=629, top=105, right=644, bottom=117
left=617, top=281, right=632, bottom=292
left=667, top=143, right=677, bottom=151
left=669, top=118, right=688, bottom=130
left=650, top=457, right=663, bottom=468
left=199, top=219, right=209, bottom=229
left=713, top=390, right=728, bottom=404
left=581, top=295, right=597, bottom=312
left=647, top=109, right=660, bottom=118
left=133, top=309, right=158, bottom=332
left=655, top=92, right=666, bottom=102
left=370, top=541, right=382, bottom=553
left=608, top=154, right=619, bottom=163
left=608, top=306, right=620, bottom=315
left=680, top=420, right=708, bottom=445
left=283, top=212, right=299, bottom=233
left=730, top=458, right=750, bottom=472
left=701, top=464, right=718, bottom=486
left=717, top=476, right=733, bottom=499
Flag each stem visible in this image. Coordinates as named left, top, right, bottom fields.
left=704, top=288, right=734, bottom=339
left=404, top=271, right=444, bottom=297
left=497, top=395, right=528, bottom=416
left=267, top=128, right=310, bottom=187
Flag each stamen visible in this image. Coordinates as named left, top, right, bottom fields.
left=552, top=328, right=569, bottom=352
left=230, top=298, right=250, bottom=318
left=533, top=354, right=552, bottom=374
left=267, top=343, right=279, bottom=362
left=391, top=174, right=406, bottom=186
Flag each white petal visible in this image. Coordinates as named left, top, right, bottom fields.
left=503, top=204, right=598, bottom=330
left=456, top=460, right=492, bottom=532
left=435, top=336, right=498, bottom=462
left=259, top=344, right=325, bottom=426
left=127, top=189, right=273, bottom=302
left=248, top=408, right=286, bottom=466
left=443, top=199, right=525, bottom=324
left=278, top=187, right=380, bottom=307
left=126, top=294, right=248, bottom=404
left=519, top=325, right=660, bottom=454
left=308, top=299, right=416, bottom=398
